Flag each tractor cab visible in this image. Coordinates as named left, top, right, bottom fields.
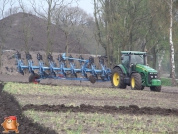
left=121, top=51, right=147, bottom=75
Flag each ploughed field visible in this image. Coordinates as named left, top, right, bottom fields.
left=0, top=80, right=178, bottom=134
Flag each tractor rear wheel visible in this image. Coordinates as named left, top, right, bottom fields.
left=111, top=67, right=126, bottom=89
left=150, top=86, right=161, bottom=92
left=29, top=73, right=40, bottom=84
left=130, top=73, right=142, bottom=90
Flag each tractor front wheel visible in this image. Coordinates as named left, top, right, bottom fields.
left=29, top=73, right=40, bottom=84
left=150, top=86, right=161, bottom=92
left=111, top=67, right=126, bottom=89
left=130, top=73, right=142, bottom=90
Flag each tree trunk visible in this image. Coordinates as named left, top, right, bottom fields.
left=152, top=47, right=157, bottom=69
left=169, top=51, right=172, bottom=78
left=0, top=45, right=3, bottom=69
left=93, top=0, right=107, bottom=54
left=158, top=50, right=165, bottom=78
left=169, top=0, right=177, bottom=86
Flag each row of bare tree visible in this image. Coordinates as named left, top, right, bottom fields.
left=0, top=0, right=102, bottom=63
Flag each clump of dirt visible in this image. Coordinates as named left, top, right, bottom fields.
left=0, top=83, right=57, bottom=134
left=22, top=104, right=178, bottom=116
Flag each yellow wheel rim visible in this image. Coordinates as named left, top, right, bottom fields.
left=131, top=77, right=135, bottom=88
left=113, top=73, right=120, bottom=86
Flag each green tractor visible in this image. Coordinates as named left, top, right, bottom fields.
left=111, top=51, right=161, bottom=92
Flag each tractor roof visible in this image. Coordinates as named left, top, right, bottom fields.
left=121, top=51, right=146, bottom=55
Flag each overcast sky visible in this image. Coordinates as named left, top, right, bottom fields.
left=75, top=0, right=94, bottom=15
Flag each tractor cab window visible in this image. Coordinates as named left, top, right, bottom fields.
left=131, top=55, right=144, bottom=64
left=121, top=55, right=129, bottom=68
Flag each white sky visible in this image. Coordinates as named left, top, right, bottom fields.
left=0, top=0, right=94, bottom=16
left=75, top=0, right=94, bottom=15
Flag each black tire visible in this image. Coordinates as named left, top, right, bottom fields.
left=150, top=86, right=161, bottom=92
left=29, top=73, right=40, bottom=83
left=130, top=73, right=142, bottom=90
left=141, top=86, right=145, bottom=90
left=89, top=75, right=96, bottom=84
left=111, top=67, right=126, bottom=89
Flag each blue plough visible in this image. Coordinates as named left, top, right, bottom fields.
left=15, top=51, right=111, bottom=83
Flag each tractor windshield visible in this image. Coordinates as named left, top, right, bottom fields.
left=131, top=55, right=144, bottom=65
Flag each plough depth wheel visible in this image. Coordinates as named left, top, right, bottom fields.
left=89, top=75, right=97, bottom=84
left=29, top=73, right=40, bottom=84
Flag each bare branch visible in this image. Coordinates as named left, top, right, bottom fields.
left=0, top=0, right=10, bottom=18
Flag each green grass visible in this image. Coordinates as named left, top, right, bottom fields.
left=161, top=77, right=178, bottom=86
left=23, top=110, right=178, bottom=134
left=3, top=82, right=119, bottom=96
left=3, top=82, right=178, bottom=108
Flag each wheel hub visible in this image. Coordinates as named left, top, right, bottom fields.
left=131, top=77, right=135, bottom=88
left=113, top=73, right=120, bottom=86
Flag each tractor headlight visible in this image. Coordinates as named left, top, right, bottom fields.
left=154, top=73, right=158, bottom=79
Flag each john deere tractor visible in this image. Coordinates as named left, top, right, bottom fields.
left=111, top=51, right=161, bottom=92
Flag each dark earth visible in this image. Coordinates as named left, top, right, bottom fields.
left=22, top=103, right=178, bottom=116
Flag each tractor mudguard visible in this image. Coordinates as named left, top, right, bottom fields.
left=113, top=64, right=127, bottom=75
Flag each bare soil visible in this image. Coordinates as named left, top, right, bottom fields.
left=22, top=104, right=178, bottom=116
